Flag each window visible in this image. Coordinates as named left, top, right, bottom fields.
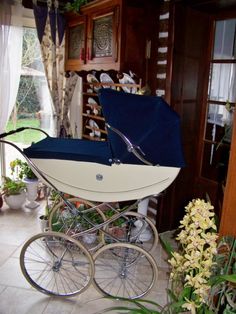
left=3, top=22, right=55, bottom=177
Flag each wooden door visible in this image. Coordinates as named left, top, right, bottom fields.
left=158, top=4, right=236, bottom=236
left=197, top=15, right=236, bottom=236
left=220, top=107, right=236, bottom=236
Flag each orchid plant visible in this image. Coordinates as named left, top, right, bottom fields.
left=97, top=199, right=236, bottom=314
left=164, top=199, right=236, bottom=314
left=167, top=199, right=218, bottom=313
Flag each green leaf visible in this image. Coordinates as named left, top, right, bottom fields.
left=178, top=286, right=192, bottom=300
left=166, top=289, right=178, bottom=302
left=96, top=306, right=159, bottom=314
left=232, top=261, right=236, bottom=274
left=133, top=299, right=162, bottom=310
left=210, top=274, right=236, bottom=285
left=159, top=235, right=174, bottom=258
left=169, top=300, right=185, bottom=312
left=98, top=298, right=162, bottom=314
left=223, top=309, right=236, bottom=314
left=200, top=305, right=214, bottom=314
left=221, top=274, right=236, bottom=283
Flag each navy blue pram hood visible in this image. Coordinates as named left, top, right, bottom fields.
left=98, top=88, right=185, bottom=167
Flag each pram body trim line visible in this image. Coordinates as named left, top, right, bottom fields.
left=30, top=157, right=180, bottom=202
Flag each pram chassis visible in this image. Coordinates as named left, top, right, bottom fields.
left=0, top=125, right=180, bottom=299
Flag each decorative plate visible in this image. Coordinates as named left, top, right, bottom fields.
left=88, top=97, right=100, bottom=115
left=118, top=73, right=137, bottom=94
left=89, top=119, right=101, bottom=137
left=87, top=74, right=100, bottom=92
left=88, top=97, right=98, bottom=105
left=100, top=73, right=115, bottom=89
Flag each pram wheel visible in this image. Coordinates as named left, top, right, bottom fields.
left=102, top=211, right=159, bottom=253
left=48, top=198, right=106, bottom=252
left=93, top=242, right=158, bottom=299
left=20, top=232, right=94, bottom=297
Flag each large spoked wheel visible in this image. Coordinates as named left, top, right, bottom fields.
left=93, top=243, right=158, bottom=299
left=102, top=211, right=159, bottom=253
left=20, top=232, right=94, bottom=297
left=49, top=198, right=106, bottom=252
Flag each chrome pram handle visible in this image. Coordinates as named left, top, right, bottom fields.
left=0, top=127, right=49, bottom=139
left=106, top=123, right=154, bottom=166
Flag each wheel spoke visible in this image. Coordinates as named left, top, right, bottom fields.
left=20, top=232, right=94, bottom=297
left=93, top=243, right=158, bottom=299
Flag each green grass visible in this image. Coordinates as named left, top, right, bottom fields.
left=6, top=119, right=44, bottom=145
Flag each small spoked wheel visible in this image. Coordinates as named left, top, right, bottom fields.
left=49, top=198, right=106, bottom=252
left=102, top=211, right=159, bottom=253
left=93, top=242, right=158, bottom=299
left=20, top=232, right=94, bottom=297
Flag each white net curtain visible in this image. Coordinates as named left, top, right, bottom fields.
left=33, top=0, right=80, bottom=137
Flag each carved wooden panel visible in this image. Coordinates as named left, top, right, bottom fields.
left=92, top=15, right=113, bottom=58
left=68, top=24, right=85, bottom=59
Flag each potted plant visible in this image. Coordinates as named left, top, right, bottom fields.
left=39, top=188, right=60, bottom=231
left=79, top=207, right=105, bottom=244
left=64, top=0, right=89, bottom=13
left=1, top=176, right=26, bottom=210
left=103, top=207, right=127, bottom=242
left=10, top=159, right=39, bottom=209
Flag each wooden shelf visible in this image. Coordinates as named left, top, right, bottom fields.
left=83, top=80, right=142, bottom=89
left=82, top=73, right=142, bottom=141
left=82, top=113, right=105, bottom=121
left=83, top=92, right=98, bottom=97
left=82, top=134, right=105, bottom=141
left=85, top=125, right=107, bottom=135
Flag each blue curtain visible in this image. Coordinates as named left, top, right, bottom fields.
left=33, top=2, right=66, bottom=45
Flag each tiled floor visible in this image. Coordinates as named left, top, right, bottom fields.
left=0, top=201, right=171, bottom=314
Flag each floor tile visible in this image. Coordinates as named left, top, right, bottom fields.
left=0, top=243, right=18, bottom=267
left=71, top=293, right=124, bottom=314
left=42, top=297, right=78, bottom=314
left=0, top=285, right=6, bottom=295
left=0, top=287, right=49, bottom=314
left=0, top=257, right=32, bottom=289
left=0, top=200, right=171, bottom=314
left=0, top=224, right=40, bottom=246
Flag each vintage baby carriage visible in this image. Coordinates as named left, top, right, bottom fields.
left=0, top=89, right=185, bottom=299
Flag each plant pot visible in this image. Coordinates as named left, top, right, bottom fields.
left=82, top=232, right=97, bottom=244
left=23, top=178, right=39, bottom=209
left=110, top=226, right=126, bottom=238
left=105, top=226, right=127, bottom=243
left=39, top=215, right=49, bottom=232
left=4, top=191, right=26, bottom=210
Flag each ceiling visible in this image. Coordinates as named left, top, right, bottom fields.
left=22, top=0, right=236, bottom=13
left=178, top=0, right=236, bottom=12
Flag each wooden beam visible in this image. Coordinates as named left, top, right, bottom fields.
left=219, top=109, right=236, bottom=237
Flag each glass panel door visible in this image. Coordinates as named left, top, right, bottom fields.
left=201, top=19, right=236, bottom=187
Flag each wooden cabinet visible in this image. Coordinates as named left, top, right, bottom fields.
left=86, top=5, right=119, bottom=67
left=65, top=0, right=157, bottom=81
left=81, top=72, right=142, bottom=141
left=66, top=15, right=87, bottom=70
